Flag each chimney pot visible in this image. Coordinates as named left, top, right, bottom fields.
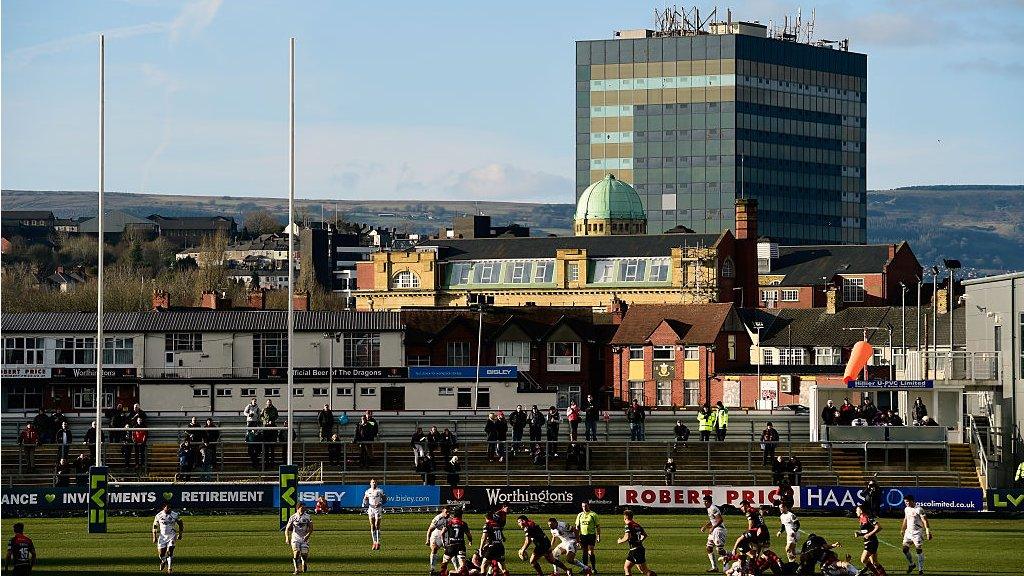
left=735, top=198, right=758, bottom=241
left=293, top=291, right=311, bottom=311
left=826, top=286, right=841, bottom=315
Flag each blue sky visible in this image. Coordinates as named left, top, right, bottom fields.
left=2, top=0, right=1022, bottom=203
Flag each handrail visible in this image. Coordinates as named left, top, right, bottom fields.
left=967, top=415, right=989, bottom=488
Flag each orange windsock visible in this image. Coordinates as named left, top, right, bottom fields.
left=843, top=340, right=873, bottom=383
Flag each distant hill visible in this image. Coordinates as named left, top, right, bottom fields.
left=3, top=185, right=1022, bottom=274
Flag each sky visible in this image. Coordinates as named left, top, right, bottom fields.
left=2, top=0, right=1022, bottom=203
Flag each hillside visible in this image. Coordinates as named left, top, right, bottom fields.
left=3, top=185, right=1022, bottom=273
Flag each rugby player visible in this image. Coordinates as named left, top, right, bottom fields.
left=700, top=494, right=728, bottom=572
left=854, top=504, right=886, bottom=576
left=799, top=534, right=860, bottom=576
left=427, top=506, right=451, bottom=575
left=362, top=478, right=387, bottom=550
left=440, top=508, right=473, bottom=576
left=776, top=501, right=800, bottom=562
left=151, top=503, right=184, bottom=574
left=548, top=517, right=593, bottom=575
left=284, top=502, right=314, bottom=575
left=617, top=509, right=657, bottom=576
left=517, top=515, right=571, bottom=576
left=5, top=523, right=36, bottom=576
left=479, top=506, right=510, bottom=576
left=575, top=501, right=601, bottom=574
left=899, top=495, right=932, bottom=575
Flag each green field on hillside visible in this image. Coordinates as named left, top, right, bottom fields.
left=2, top=513, right=1021, bottom=575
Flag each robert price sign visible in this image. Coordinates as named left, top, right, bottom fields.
left=620, top=486, right=800, bottom=509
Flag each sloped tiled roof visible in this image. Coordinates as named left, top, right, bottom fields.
left=0, top=311, right=403, bottom=333
left=402, top=307, right=604, bottom=346
left=148, top=214, right=236, bottom=231
left=611, top=303, right=741, bottom=345
left=418, top=233, right=724, bottom=261
left=767, top=244, right=892, bottom=286
left=738, top=306, right=964, bottom=347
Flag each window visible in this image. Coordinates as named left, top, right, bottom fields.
left=477, top=387, right=491, bottom=409
left=450, top=263, right=471, bottom=285
left=656, top=381, right=672, bottom=406
left=165, top=333, right=202, bottom=352
left=628, top=381, right=645, bottom=404
left=438, top=386, right=455, bottom=396
left=653, top=345, right=675, bottom=361
left=661, top=193, right=677, bottom=211
left=629, top=346, right=644, bottom=360
left=293, top=388, right=305, bottom=397
left=594, top=260, right=616, bottom=283
left=216, top=388, right=233, bottom=397
left=3, top=337, right=44, bottom=365
left=240, top=388, right=256, bottom=397
left=779, top=348, right=806, bottom=365
left=359, top=387, right=376, bottom=396
left=781, top=289, right=799, bottom=302
left=622, top=259, right=646, bottom=282
left=814, top=347, right=840, bottom=365
left=567, top=262, right=580, bottom=282
left=457, top=387, right=472, bottom=409
left=477, top=262, right=499, bottom=284
left=264, top=388, right=281, bottom=397
left=72, top=390, right=114, bottom=410
left=684, top=346, right=700, bottom=360
left=762, top=348, right=778, bottom=365
left=336, top=386, right=353, bottom=396
left=842, top=277, right=865, bottom=303
left=510, top=261, right=531, bottom=283
left=55, top=337, right=95, bottom=365
left=103, top=337, right=133, bottom=364
left=683, top=380, right=700, bottom=406
left=761, top=289, right=779, bottom=305
left=344, top=333, right=381, bottom=367
left=720, top=258, right=735, bottom=278
left=447, top=341, right=472, bottom=366
left=727, top=335, right=737, bottom=361
left=254, top=332, right=287, bottom=368
left=649, top=259, right=670, bottom=282
left=496, top=341, right=531, bottom=370
left=547, top=341, right=581, bottom=371
left=407, top=354, right=431, bottom=366
left=533, top=261, right=554, bottom=283
left=193, top=388, right=210, bottom=397
left=394, top=270, right=420, bottom=289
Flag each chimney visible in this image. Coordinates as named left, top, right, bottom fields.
left=937, top=286, right=949, bottom=315
left=152, top=289, right=170, bottom=310
left=826, top=286, right=841, bottom=314
left=607, top=296, right=628, bottom=325
left=293, top=291, right=311, bottom=311
left=201, top=290, right=230, bottom=310
left=735, top=198, right=758, bottom=240
left=247, top=289, right=267, bottom=310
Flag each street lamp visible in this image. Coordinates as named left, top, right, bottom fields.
left=468, top=293, right=494, bottom=411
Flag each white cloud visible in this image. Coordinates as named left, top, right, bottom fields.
left=169, top=0, right=223, bottom=43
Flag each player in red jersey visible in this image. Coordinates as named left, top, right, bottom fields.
left=517, top=515, right=571, bottom=576
left=5, top=523, right=36, bottom=576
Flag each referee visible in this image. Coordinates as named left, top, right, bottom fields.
left=575, top=500, right=601, bottom=573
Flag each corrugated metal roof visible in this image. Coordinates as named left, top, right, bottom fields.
left=0, top=310, right=404, bottom=333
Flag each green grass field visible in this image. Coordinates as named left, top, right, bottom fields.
left=2, top=513, right=1021, bottom=575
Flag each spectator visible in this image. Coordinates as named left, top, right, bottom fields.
left=426, top=425, right=441, bottom=458
left=838, top=398, right=855, bottom=425
left=364, top=410, right=380, bottom=441
left=317, top=404, right=334, bottom=442
left=262, top=424, right=278, bottom=467
left=121, top=424, right=134, bottom=467
left=531, top=443, right=546, bottom=467
left=664, top=458, right=677, bottom=485
left=203, top=418, right=220, bottom=466
left=697, top=406, right=713, bottom=442
left=131, top=417, right=148, bottom=469
left=441, top=428, right=458, bottom=461
left=485, top=413, right=500, bottom=461
left=198, top=441, right=214, bottom=481
left=327, top=432, right=343, bottom=466
left=546, top=406, right=561, bottom=456
left=528, top=405, right=545, bottom=443
left=851, top=408, right=868, bottom=426
left=418, top=454, right=437, bottom=485
left=18, top=424, right=40, bottom=472
left=128, top=403, right=147, bottom=427
left=583, top=394, right=600, bottom=442
left=859, top=397, right=878, bottom=424
left=912, top=397, right=928, bottom=425
left=177, top=439, right=195, bottom=482
left=566, top=401, right=581, bottom=442
left=84, top=421, right=98, bottom=446
left=184, top=416, right=201, bottom=442
left=672, top=419, right=691, bottom=451
left=789, top=456, right=803, bottom=485
left=314, top=495, right=330, bottom=514
left=73, top=451, right=92, bottom=486
left=354, top=415, right=372, bottom=468
left=821, top=399, right=839, bottom=426
left=52, top=409, right=68, bottom=436
left=245, top=428, right=262, bottom=468
left=715, top=401, right=729, bottom=441
left=243, top=398, right=261, bottom=428
left=626, top=400, right=644, bottom=441
left=871, top=410, right=889, bottom=427
left=108, top=403, right=126, bottom=442
left=509, top=405, right=528, bottom=454
left=445, top=455, right=461, bottom=487
left=54, top=458, right=73, bottom=487
left=921, top=416, right=939, bottom=427
left=56, top=421, right=73, bottom=461
left=565, top=442, right=586, bottom=471
left=411, top=427, right=428, bottom=467
left=772, top=455, right=787, bottom=485
left=760, top=422, right=779, bottom=466
left=262, top=400, right=279, bottom=427
left=863, top=479, right=882, bottom=515
left=32, top=409, right=52, bottom=444
left=496, top=411, right=509, bottom=462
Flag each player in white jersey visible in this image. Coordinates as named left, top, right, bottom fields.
left=699, top=494, right=727, bottom=572
left=285, top=502, right=314, bottom=574
left=547, top=518, right=593, bottom=575
left=899, top=495, right=932, bottom=575
left=151, top=503, right=184, bottom=574
left=776, top=502, right=801, bottom=562
left=362, top=478, right=387, bottom=550
left=426, top=506, right=451, bottom=576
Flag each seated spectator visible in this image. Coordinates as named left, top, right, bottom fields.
left=888, top=411, right=904, bottom=426
left=441, top=428, right=457, bottom=460
left=564, top=443, right=586, bottom=471
left=772, top=455, right=787, bottom=485
left=314, top=495, right=330, bottom=514
left=673, top=419, right=691, bottom=450
left=327, top=433, right=343, bottom=466
left=54, top=458, right=73, bottom=487
left=921, top=416, right=939, bottom=427
left=445, top=455, right=461, bottom=487
left=664, top=457, right=677, bottom=485
left=245, top=428, right=262, bottom=468
left=838, top=398, right=855, bottom=425
left=532, top=443, right=546, bottom=467
left=788, top=456, right=803, bottom=485
left=426, top=426, right=441, bottom=458
left=84, top=421, right=99, bottom=446
left=73, top=451, right=92, bottom=486
left=177, top=439, right=196, bottom=482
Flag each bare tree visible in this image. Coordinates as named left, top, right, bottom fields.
left=243, top=210, right=282, bottom=236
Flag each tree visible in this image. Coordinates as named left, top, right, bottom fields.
left=243, top=210, right=282, bottom=236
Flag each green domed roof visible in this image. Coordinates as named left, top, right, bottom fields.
left=574, top=174, right=646, bottom=221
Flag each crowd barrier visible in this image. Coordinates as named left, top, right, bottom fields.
left=1, top=482, right=990, bottom=514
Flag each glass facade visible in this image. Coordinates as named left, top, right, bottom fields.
left=576, top=33, right=867, bottom=244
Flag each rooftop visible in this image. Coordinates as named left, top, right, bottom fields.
left=611, top=303, right=743, bottom=345
left=739, top=306, right=964, bottom=347
left=766, top=244, right=896, bottom=286
left=0, top=311, right=404, bottom=334
left=418, top=232, right=724, bottom=262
